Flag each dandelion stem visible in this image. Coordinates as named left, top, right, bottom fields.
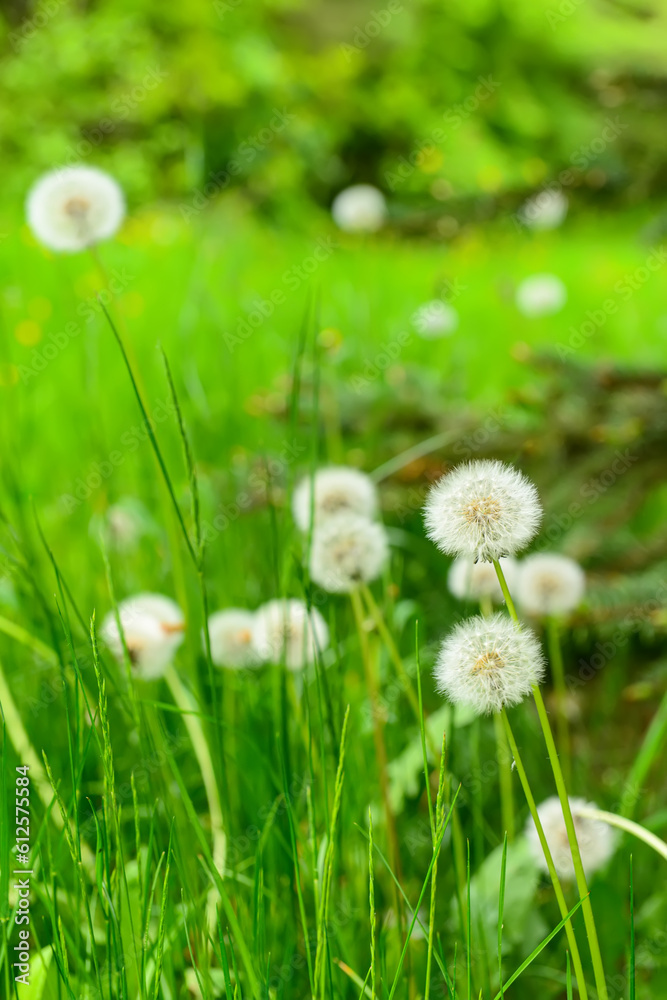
left=350, top=589, right=403, bottom=891
left=480, top=594, right=516, bottom=841
left=574, top=806, right=667, bottom=863
left=547, top=616, right=571, bottom=784
left=532, top=684, right=608, bottom=1000
left=495, top=558, right=607, bottom=999
left=501, top=709, right=589, bottom=1000
left=493, top=713, right=515, bottom=841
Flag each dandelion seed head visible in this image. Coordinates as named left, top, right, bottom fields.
left=448, top=556, right=519, bottom=603
left=26, top=166, right=125, bottom=253
left=526, top=796, right=617, bottom=880
left=310, top=513, right=389, bottom=593
left=331, top=184, right=387, bottom=233
left=412, top=300, right=459, bottom=339
left=516, top=274, right=567, bottom=318
left=434, top=613, right=545, bottom=715
left=207, top=609, right=262, bottom=670
left=252, top=598, right=329, bottom=671
left=517, top=553, right=586, bottom=617
left=519, top=189, right=568, bottom=231
left=292, top=466, right=378, bottom=531
left=101, top=593, right=184, bottom=680
left=423, top=460, right=542, bottom=562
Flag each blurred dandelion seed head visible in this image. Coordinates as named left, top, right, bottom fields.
left=208, top=609, right=262, bottom=670
left=26, top=165, right=125, bottom=253
left=412, top=299, right=459, bottom=338
left=516, top=274, right=567, bottom=318
left=310, top=513, right=389, bottom=593
left=293, top=465, right=378, bottom=532
left=448, top=555, right=519, bottom=603
left=101, top=593, right=184, bottom=680
left=519, top=188, right=568, bottom=231
left=517, top=553, right=586, bottom=617
left=252, top=598, right=329, bottom=670
left=331, top=184, right=387, bottom=233
left=526, top=796, right=617, bottom=880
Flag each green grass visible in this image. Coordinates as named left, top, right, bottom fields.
left=0, top=199, right=666, bottom=998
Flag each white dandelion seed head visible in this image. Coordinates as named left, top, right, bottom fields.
left=207, top=609, right=262, bottom=670
left=292, top=466, right=378, bottom=532
left=26, top=166, right=125, bottom=253
left=434, top=613, right=545, bottom=715
left=447, top=556, right=519, bottom=604
left=331, top=184, right=387, bottom=233
left=516, top=274, right=567, bottom=318
left=252, top=599, right=329, bottom=671
left=423, top=460, right=542, bottom=562
left=516, top=553, right=586, bottom=617
left=100, top=593, right=184, bottom=680
left=526, top=796, right=617, bottom=880
left=519, top=189, right=568, bottom=231
left=412, top=300, right=459, bottom=339
left=310, top=513, right=389, bottom=593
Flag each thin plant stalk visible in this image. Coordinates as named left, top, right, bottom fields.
left=547, top=616, right=571, bottom=783
left=493, top=713, right=515, bottom=841
left=350, top=589, right=403, bottom=887
left=574, top=806, right=667, bottom=863
left=368, top=809, right=377, bottom=1000
left=479, top=594, right=515, bottom=841
left=501, top=710, right=589, bottom=1000
left=164, top=664, right=226, bottom=938
left=424, top=733, right=447, bottom=1000
left=494, top=559, right=608, bottom=1000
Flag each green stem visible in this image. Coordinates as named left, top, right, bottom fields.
left=165, top=666, right=226, bottom=939
left=480, top=594, right=515, bottom=841
left=501, top=710, right=589, bottom=1000
left=492, top=560, right=519, bottom=621
left=350, top=590, right=403, bottom=893
left=493, top=712, right=515, bottom=841
left=495, top=559, right=607, bottom=999
left=547, top=616, right=571, bottom=785
left=574, top=806, right=667, bottom=863
left=532, top=685, right=608, bottom=1000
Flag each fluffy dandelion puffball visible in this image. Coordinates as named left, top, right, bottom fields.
left=448, top=556, right=519, bottom=604
left=526, top=796, right=617, bottom=880
left=434, top=613, right=545, bottom=714
left=208, top=609, right=262, bottom=669
left=519, top=189, right=568, bottom=231
left=26, top=166, right=125, bottom=252
left=412, top=300, right=459, bottom=339
left=424, top=460, right=542, bottom=562
left=331, top=184, right=387, bottom=233
left=101, top=593, right=184, bottom=680
left=293, top=466, right=378, bottom=531
left=252, top=599, right=329, bottom=670
left=517, top=553, right=586, bottom=617
left=310, top=513, right=389, bottom=593
left=516, top=274, right=567, bottom=318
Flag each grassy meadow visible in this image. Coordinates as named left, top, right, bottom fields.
left=0, top=195, right=665, bottom=999
left=1, top=0, right=667, bottom=996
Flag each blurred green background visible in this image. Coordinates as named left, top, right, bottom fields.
left=2, top=3, right=667, bottom=997
left=2, top=0, right=667, bottom=218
